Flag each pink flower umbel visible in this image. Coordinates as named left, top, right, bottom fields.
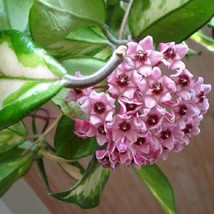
left=68, top=36, right=211, bottom=169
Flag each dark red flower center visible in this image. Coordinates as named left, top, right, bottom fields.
left=74, top=88, right=83, bottom=95
left=198, top=91, right=206, bottom=103
left=152, top=82, right=164, bottom=95
left=135, top=50, right=148, bottom=62
left=183, top=124, right=193, bottom=134
left=135, top=137, right=146, bottom=145
left=125, top=103, right=137, bottom=111
left=164, top=48, right=176, bottom=59
left=178, top=74, right=190, bottom=87
left=147, top=114, right=159, bottom=126
left=97, top=125, right=106, bottom=135
left=179, top=104, right=188, bottom=116
left=94, top=102, right=106, bottom=114
left=160, top=129, right=172, bottom=140
left=119, top=121, right=131, bottom=132
left=116, top=74, right=129, bottom=87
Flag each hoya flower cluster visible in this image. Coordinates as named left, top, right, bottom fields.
left=67, top=36, right=211, bottom=169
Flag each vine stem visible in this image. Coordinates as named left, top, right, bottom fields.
left=29, top=113, right=57, bottom=121
left=21, top=113, right=62, bottom=156
left=34, top=113, right=62, bottom=144
left=63, top=45, right=127, bottom=88
left=119, top=0, right=134, bottom=40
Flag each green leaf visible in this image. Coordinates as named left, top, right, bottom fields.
left=0, top=0, right=33, bottom=31
left=0, top=30, right=67, bottom=130
left=106, top=1, right=125, bottom=37
left=0, top=122, right=28, bottom=154
left=133, top=164, right=176, bottom=214
left=191, top=30, right=214, bottom=52
left=47, top=27, right=110, bottom=59
left=62, top=56, right=106, bottom=76
left=129, top=0, right=214, bottom=43
left=50, top=157, right=110, bottom=208
left=54, top=116, right=98, bottom=160
left=0, top=141, right=35, bottom=196
left=52, top=89, right=86, bottom=119
left=29, top=0, right=106, bottom=46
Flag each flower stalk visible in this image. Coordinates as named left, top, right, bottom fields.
left=63, top=45, right=127, bottom=88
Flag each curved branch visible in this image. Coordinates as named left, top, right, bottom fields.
left=63, top=45, right=127, bottom=88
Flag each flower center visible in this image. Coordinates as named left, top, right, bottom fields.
left=74, top=88, right=83, bottom=95
left=135, top=137, right=146, bottom=145
left=119, top=121, right=131, bottom=132
left=116, top=74, right=129, bottom=87
left=198, top=91, right=206, bottom=103
left=179, top=104, right=188, bottom=116
left=152, top=82, right=163, bottom=95
left=164, top=48, right=176, bottom=59
left=160, top=129, right=171, bottom=140
left=183, top=124, right=193, bottom=134
left=94, top=102, right=106, bottom=114
left=125, top=103, right=137, bottom=111
left=147, top=114, right=159, bottom=126
left=97, top=125, right=106, bottom=135
left=135, top=50, right=148, bottom=62
left=178, top=74, right=190, bottom=87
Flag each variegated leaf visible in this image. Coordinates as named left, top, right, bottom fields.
left=50, top=158, right=110, bottom=208
left=0, top=141, right=35, bottom=196
left=0, top=30, right=67, bottom=130
left=129, top=0, right=214, bottom=43
left=0, top=122, right=28, bottom=154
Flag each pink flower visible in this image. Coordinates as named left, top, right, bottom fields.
left=192, top=77, right=211, bottom=114
left=108, top=67, right=142, bottom=99
left=79, top=91, right=115, bottom=125
left=159, top=42, right=188, bottom=70
left=138, top=67, right=176, bottom=108
left=108, top=114, right=139, bottom=143
left=74, top=119, right=91, bottom=138
left=170, top=69, right=194, bottom=100
left=127, top=36, right=163, bottom=76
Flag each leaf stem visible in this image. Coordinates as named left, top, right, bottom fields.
left=63, top=45, right=127, bottom=88
left=102, top=24, right=129, bottom=45
left=119, top=0, right=134, bottom=40
left=40, top=149, right=73, bottom=163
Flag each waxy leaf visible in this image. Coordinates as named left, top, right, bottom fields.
left=0, top=0, right=33, bottom=31
left=30, top=0, right=106, bottom=46
left=54, top=116, right=98, bottom=160
left=50, top=157, right=110, bottom=208
left=0, top=30, right=66, bottom=130
left=129, top=0, right=214, bottom=43
left=191, top=30, right=214, bottom=52
left=62, top=57, right=106, bottom=76
left=0, top=141, right=35, bottom=196
left=47, top=27, right=110, bottom=59
left=52, top=89, right=86, bottom=120
left=0, top=122, right=28, bottom=154
left=133, top=164, right=176, bottom=214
